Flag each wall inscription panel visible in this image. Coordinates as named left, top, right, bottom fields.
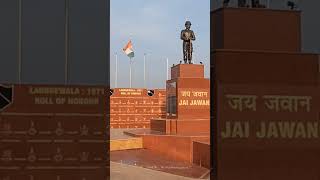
left=0, top=84, right=109, bottom=180
left=110, top=88, right=166, bottom=128
left=215, top=84, right=320, bottom=180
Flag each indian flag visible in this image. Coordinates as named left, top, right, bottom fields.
left=123, top=40, right=135, bottom=58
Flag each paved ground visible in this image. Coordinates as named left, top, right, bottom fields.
left=110, top=128, right=211, bottom=179
left=110, top=161, right=209, bottom=180
left=111, top=149, right=210, bottom=179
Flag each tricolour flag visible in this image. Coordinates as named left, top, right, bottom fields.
left=123, top=40, right=135, bottom=58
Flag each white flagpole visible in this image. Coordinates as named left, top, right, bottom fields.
left=115, top=53, right=118, bottom=88
left=166, top=57, right=169, bottom=80
left=144, top=53, right=146, bottom=88
left=18, top=0, right=22, bottom=84
left=129, top=58, right=132, bottom=88
left=64, top=0, right=69, bottom=85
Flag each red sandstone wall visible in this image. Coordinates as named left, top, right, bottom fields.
left=211, top=8, right=320, bottom=180
left=150, top=118, right=210, bottom=135
left=150, top=119, right=167, bottom=132
left=0, top=84, right=108, bottom=179
left=176, top=78, right=210, bottom=120
left=211, top=8, right=301, bottom=51
left=171, top=64, right=204, bottom=79
left=193, top=140, right=210, bottom=169
left=176, top=119, right=210, bottom=135
left=213, top=50, right=319, bottom=85
left=110, top=88, right=166, bottom=128
left=142, top=135, right=209, bottom=163
left=212, top=46, right=320, bottom=180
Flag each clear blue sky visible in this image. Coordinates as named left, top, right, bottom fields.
left=110, top=0, right=210, bottom=89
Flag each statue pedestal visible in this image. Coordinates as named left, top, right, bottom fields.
left=211, top=7, right=320, bottom=180
left=124, top=64, right=210, bottom=168
left=151, top=64, right=210, bottom=135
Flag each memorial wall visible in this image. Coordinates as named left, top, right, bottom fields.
left=0, top=84, right=108, bottom=180
left=0, top=1, right=110, bottom=179
left=110, top=88, right=166, bottom=128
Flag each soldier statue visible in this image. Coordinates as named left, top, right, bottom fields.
left=180, top=21, right=196, bottom=64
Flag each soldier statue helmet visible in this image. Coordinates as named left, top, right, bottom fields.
left=180, top=21, right=196, bottom=64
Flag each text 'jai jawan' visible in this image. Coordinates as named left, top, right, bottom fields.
left=178, top=90, right=210, bottom=106
left=221, top=121, right=320, bottom=139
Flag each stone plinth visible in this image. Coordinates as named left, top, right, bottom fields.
left=211, top=7, right=320, bottom=180
left=211, top=8, right=301, bottom=52
left=213, top=50, right=319, bottom=85
left=150, top=118, right=210, bottom=135
left=193, top=140, right=210, bottom=169
left=171, top=64, right=204, bottom=79
left=153, top=64, right=210, bottom=134
left=142, top=135, right=209, bottom=163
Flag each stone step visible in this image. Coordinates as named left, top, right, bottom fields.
left=110, top=137, right=143, bottom=151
